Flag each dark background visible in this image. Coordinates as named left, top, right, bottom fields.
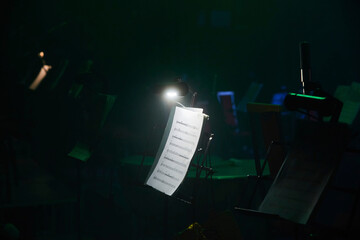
left=1, top=0, right=360, bottom=239
left=2, top=0, right=360, bottom=95
left=2, top=0, right=360, bottom=147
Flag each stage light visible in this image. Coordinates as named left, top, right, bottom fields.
left=152, top=80, right=190, bottom=109
left=29, top=51, right=52, bottom=90
left=284, top=93, right=330, bottom=115
left=164, top=88, right=179, bottom=99
left=284, top=92, right=343, bottom=122
left=38, top=51, right=45, bottom=58
left=153, top=81, right=189, bottom=97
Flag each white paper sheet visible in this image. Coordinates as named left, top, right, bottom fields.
left=258, top=121, right=347, bottom=224
left=146, top=106, right=204, bottom=196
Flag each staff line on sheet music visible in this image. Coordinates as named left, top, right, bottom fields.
left=172, top=135, right=195, bottom=145
left=167, top=149, right=189, bottom=161
left=157, top=169, right=180, bottom=181
left=174, top=128, right=197, bottom=138
left=176, top=121, right=198, bottom=130
left=164, top=156, right=186, bottom=168
left=169, top=142, right=192, bottom=153
left=153, top=176, right=175, bottom=188
left=161, top=162, right=184, bottom=174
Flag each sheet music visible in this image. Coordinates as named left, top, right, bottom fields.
left=259, top=149, right=333, bottom=224
left=146, top=106, right=204, bottom=196
left=258, top=121, right=347, bottom=224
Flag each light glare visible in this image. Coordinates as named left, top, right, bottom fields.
left=29, top=65, right=52, bottom=90
left=165, top=89, right=178, bottom=99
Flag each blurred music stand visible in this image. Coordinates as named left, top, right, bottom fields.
left=67, top=91, right=117, bottom=240
left=247, top=102, right=286, bottom=179
left=217, top=91, right=238, bottom=131
left=242, top=102, right=287, bottom=209
left=235, top=120, right=350, bottom=238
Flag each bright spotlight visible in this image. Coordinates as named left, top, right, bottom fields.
left=38, top=51, right=45, bottom=58
left=153, top=81, right=189, bottom=97
left=165, top=89, right=179, bottom=99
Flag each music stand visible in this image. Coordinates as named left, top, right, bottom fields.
left=241, top=102, right=287, bottom=209
left=235, top=119, right=349, bottom=238
left=139, top=106, right=214, bottom=238
left=247, top=102, right=285, bottom=178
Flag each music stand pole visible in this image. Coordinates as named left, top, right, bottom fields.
left=191, top=120, right=214, bottom=220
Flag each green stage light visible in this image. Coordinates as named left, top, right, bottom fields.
left=288, top=93, right=326, bottom=100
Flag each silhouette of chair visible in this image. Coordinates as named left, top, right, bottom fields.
left=247, top=102, right=286, bottom=179
left=243, top=103, right=287, bottom=208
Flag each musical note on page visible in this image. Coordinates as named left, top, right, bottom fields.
left=146, top=106, right=204, bottom=196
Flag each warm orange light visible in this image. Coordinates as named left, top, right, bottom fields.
left=38, top=51, right=44, bottom=58
left=29, top=65, right=52, bottom=90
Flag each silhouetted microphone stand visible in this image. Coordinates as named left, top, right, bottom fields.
left=300, top=42, right=312, bottom=95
